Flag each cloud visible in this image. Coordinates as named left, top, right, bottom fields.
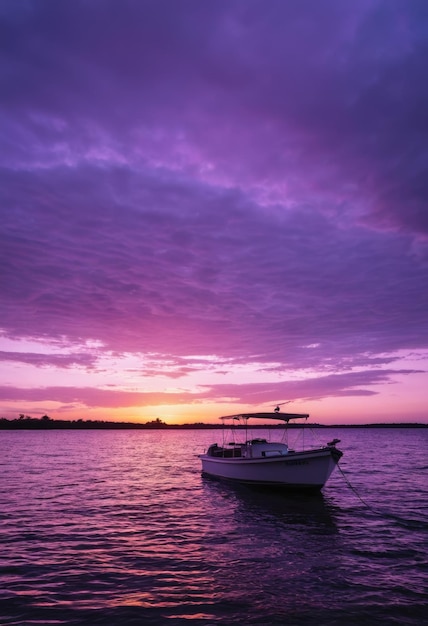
left=0, top=385, right=187, bottom=408
left=0, top=351, right=96, bottom=368
left=201, top=369, right=424, bottom=405
left=2, top=1, right=428, bottom=233
left=1, top=160, right=427, bottom=374
left=0, top=367, right=422, bottom=411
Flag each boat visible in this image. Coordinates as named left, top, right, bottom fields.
left=199, top=410, right=343, bottom=491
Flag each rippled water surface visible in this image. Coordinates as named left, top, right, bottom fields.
left=0, top=427, right=427, bottom=625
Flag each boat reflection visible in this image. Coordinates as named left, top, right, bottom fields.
left=201, top=473, right=339, bottom=532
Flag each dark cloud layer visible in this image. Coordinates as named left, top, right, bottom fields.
left=1, top=0, right=428, bottom=412
left=1, top=165, right=426, bottom=364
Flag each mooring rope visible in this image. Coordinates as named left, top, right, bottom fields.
left=337, top=462, right=380, bottom=514
left=336, top=462, right=427, bottom=530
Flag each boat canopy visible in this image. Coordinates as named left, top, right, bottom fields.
left=220, top=412, right=309, bottom=422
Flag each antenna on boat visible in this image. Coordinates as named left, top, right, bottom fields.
left=274, top=401, right=292, bottom=412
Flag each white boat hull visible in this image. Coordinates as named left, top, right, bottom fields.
left=199, top=447, right=341, bottom=490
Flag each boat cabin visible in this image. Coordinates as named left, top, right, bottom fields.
left=207, top=439, right=289, bottom=459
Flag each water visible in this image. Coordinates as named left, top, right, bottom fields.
left=0, top=427, right=427, bottom=625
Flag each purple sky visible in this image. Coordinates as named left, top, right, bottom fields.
left=1, top=0, right=427, bottom=423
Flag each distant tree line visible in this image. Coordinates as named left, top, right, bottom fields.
left=0, top=414, right=216, bottom=430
